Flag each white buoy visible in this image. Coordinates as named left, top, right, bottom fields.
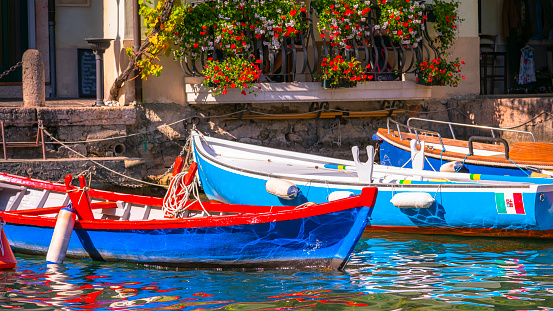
left=46, top=204, right=76, bottom=264
left=390, top=192, right=435, bottom=209
left=327, top=191, right=355, bottom=201
left=440, top=161, right=469, bottom=173
left=265, top=178, right=299, bottom=200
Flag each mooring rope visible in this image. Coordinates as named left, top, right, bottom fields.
left=509, top=158, right=530, bottom=176
left=41, top=127, right=166, bottom=188
left=456, top=154, right=470, bottom=172
left=162, top=172, right=209, bottom=218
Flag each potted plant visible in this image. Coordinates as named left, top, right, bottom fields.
left=202, top=57, right=263, bottom=96
left=170, top=2, right=218, bottom=60
left=214, top=21, right=252, bottom=56
left=431, top=0, right=463, bottom=53
left=313, top=0, right=372, bottom=50
left=318, top=55, right=370, bottom=88
left=377, top=0, right=426, bottom=47
left=249, top=0, right=308, bottom=50
left=415, top=57, right=465, bottom=86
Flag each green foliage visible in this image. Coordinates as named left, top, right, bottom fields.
left=247, top=0, right=308, bottom=50
left=171, top=2, right=218, bottom=60
left=377, top=0, right=426, bottom=46
left=132, top=0, right=178, bottom=79
left=131, top=0, right=465, bottom=90
left=133, top=0, right=308, bottom=80
left=432, top=0, right=463, bottom=53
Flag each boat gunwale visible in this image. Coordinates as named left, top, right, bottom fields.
left=0, top=200, right=368, bottom=230
left=0, top=181, right=377, bottom=230
left=377, top=128, right=553, bottom=169
left=0, top=173, right=164, bottom=206
left=193, top=134, right=538, bottom=190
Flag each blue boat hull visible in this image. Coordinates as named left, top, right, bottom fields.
left=4, top=206, right=370, bottom=269
left=379, top=140, right=531, bottom=176
left=194, top=146, right=553, bottom=236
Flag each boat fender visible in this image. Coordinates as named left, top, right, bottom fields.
left=530, top=172, right=552, bottom=178
left=265, top=178, right=299, bottom=200
left=327, top=191, right=355, bottom=201
left=46, top=204, right=77, bottom=264
left=440, top=161, right=469, bottom=173
left=390, top=192, right=435, bottom=209
left=410, top=140, right=426, bottom=173
left=0, top=217, right=16, bottom=269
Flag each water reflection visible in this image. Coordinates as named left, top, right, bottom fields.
left=0, top=232, right=552, bottom=310
left=347, top=231, right=553, bottom=309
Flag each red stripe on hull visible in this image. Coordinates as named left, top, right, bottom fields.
left=0, top=188, right=378, bottom=231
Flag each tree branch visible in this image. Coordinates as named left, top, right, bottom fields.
left=108, top=0, right=175, bottom=102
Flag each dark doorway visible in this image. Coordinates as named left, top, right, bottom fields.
left=0, top=0, right=29, bottom=83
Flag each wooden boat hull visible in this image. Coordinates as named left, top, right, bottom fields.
left=1, top=206, right=369, bottom=269
left=192, top=132, right=553, bottom=238
left=0, top=173, right=378, bottom=269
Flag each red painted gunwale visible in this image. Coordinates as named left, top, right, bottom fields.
left=0, top=172, right=163, bottom=206
left=0, top=172, right=378, bottom=231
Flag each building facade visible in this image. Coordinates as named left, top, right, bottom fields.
left=0, top=0, right=492, bottom=104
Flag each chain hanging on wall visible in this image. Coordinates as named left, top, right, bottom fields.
left=0, top=61, right=22, bottom=80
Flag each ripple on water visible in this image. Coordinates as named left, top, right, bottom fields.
left=1, top=232, right=553, bottom=310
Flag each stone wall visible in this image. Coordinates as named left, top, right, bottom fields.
left=2, top=96, right=552, bottom=189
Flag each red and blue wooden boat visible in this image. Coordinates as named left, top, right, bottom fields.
left=0, top=165, right=378, bottom=270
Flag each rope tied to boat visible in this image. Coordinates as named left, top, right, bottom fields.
left=457, top=154, right=471, bottom=173
left=425, top=157, right=437, bottom=172
left=41, top=127, right=166, bottom=188
left=162, top=171, right=210, bottom=218
left=508, top=158, right=530, bottom=176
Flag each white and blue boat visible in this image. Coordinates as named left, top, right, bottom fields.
left=377, top=117, right=553, bottom=177
left=191, top=130, right=553, bottom=238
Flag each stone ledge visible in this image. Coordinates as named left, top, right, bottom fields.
left=0, top=108, right=37, bottom=123
left=0, top=157, right=147, bottom=189
left=38, top=106, right=137, bottom=126
left=185, top=77, right=432, bottom=104
left=0, top=106, right=137, bottom=126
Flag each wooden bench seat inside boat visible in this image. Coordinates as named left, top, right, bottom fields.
left=509, top=142, right=553, bottom=162
left=381, top=130, right=507, bottom=153
left=378, top=129, right=553, bottom=166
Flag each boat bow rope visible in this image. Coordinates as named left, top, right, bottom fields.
left=162, top=162, right=209, bottom=218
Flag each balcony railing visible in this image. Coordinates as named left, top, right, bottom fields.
left=181, top=2, right=439, bottom=103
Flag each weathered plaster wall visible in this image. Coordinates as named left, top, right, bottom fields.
left=55, top=1, right=104, bottom=97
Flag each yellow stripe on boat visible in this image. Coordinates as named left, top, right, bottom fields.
left=470, top=174, right=481, bottom=180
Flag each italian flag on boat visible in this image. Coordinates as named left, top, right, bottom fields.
left=495, top=192, right=525, bottom=214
